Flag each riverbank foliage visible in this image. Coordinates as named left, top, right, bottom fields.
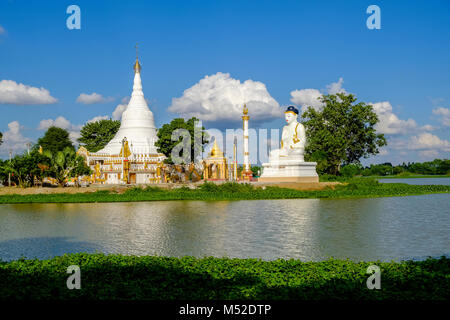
left=0, top=127, right=91, bottom=188
left=338, top=159, right=450, bottom=178
left=0, top=179, right=449, bottom=204
left=0, top=253, right=448, bottom=300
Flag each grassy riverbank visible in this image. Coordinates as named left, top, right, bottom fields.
left=0, top=253, right=448, bottom=300
left=0, top=179, right=449, bottom=204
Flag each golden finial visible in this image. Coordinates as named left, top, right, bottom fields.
left=210, top=139, right=223, bottom=158
left=243, top=104, right=248, bottom=115
left=133, top=43, right=141, bottom=73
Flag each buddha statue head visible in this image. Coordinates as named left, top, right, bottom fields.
left=284, top=106, right=299, bottom=124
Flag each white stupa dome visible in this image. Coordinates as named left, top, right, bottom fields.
left=97, top=58, right=160, bottom=155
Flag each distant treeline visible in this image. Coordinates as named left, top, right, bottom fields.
left=340, top=158, right=450, bottom=177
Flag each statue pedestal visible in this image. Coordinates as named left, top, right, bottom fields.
left=258, top=159, right=319, bottom=183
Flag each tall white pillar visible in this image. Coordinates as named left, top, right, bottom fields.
left=242, top=104, right=251, bottom=180
left=233, top=137, right=237, bottom=181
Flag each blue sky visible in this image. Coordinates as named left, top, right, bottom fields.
left=0, top=0, right=449, bottom=164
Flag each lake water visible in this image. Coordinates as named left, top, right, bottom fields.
left=0, top=191, right=449, bottom=262
left=378, top=177, right=450, bottom=185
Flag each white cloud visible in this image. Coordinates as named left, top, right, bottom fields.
left=371, top=101, right=417, bottom=135
left=87, top=115, right=109, bottom=123
left=289, top=77, right=346, bottom=112
left=0, top=25, right=5, bottom=35
left=68, top=131, right=81, bottom=143
left=432, top=107, right=450, bottom=127
left=0, top=121, right=31, bottom=156
left=420, top=124, right=437, bottom=131
left=290, top=89, right=323, bottom=112
left=37, top=116, right=82, bottom=144
left=418, top=150, right=439, bottom=159
left=0, top=80, right=58, bottom=105
left=76, top=92, right=114, bottom=104
left=388, top=138, right=408, bottom=150
left=38, top=116, right=75, bottom=131
left=113, top=104, right=127, bottom=120
left=408, top=132, right=450, bottom=151
left=326, top=77, right=346, bottom=95
left=168, top=72, right=282, bottom=123
left=108, top=96, right=131, bottom=120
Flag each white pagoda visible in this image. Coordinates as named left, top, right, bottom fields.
left=78, top=55, right=166, bottom=184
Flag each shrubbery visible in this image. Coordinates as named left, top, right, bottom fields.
left=338, top=159, right=450, bottom=178
left=0, top=253, right=448, bottom=300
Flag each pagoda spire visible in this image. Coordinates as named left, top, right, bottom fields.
left=210, top=139, right=224, bottom=158
left=132, top=44, right=143, bottom=96
left=92, top=48, right=158, bottom=157
left=133, top=43, right=141, bottom=73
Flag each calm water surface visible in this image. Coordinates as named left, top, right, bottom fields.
left=378, top=177, right=450, bottom=185
left=0, top=193, right=448, bottom=262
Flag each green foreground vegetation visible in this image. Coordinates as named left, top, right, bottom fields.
left=0, top=253, right=448, bottom=300
left=0, top=179, right=449, bottom=204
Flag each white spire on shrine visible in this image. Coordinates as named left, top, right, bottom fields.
left=95, top=51, right=160, bottom=156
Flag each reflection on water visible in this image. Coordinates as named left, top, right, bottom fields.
left=0, top=194, right=449, bottom=262
left=379, top=177, right=450, bottom=185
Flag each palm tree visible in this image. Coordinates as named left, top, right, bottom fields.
left=44, top=147, right=91, bottom=187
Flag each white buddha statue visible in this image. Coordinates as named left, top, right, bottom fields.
left=270, top=106, right=306, bottom=162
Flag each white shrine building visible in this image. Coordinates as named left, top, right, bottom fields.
left=77, top=56, right=166, bottom=184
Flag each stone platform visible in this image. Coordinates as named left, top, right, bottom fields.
left=258, top=160, right=319, bottom=183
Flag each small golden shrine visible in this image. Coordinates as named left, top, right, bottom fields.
left=203, top=140, right=228, bottom=180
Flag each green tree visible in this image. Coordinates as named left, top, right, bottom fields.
left=0, top=132, right=3, bottom=146
left=7, top=150, right=51, bottom=187
left=78, top=119, right=121, bottom=152
left=156, top=117, right=210, bottom=164
left=302, top=93, right=387, bottom=175
left=340, top=163, right=363, bottom=177
left=251, top=166, right=261, bottom=177
left=44, top=147, right=91, bottom=187
left=366, top=163, right=393, bottom=176
left=437, top=159, right=450, bottom=174
left=393, top=165, right=404, bottom=175
left=405, top=158, right=450, bottom=175
left=0, top=159, right=9, bottom=185
left=37, top=127, right=74, bottom=154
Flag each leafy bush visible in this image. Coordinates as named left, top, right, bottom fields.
left=340, top=164, right=363, bottom=177
left=124, top=186, right=145, bottom=194
left=319, top=174, right=340, bottom=182
left=197, top=182, right=254, bottom=193
left=197, top=182, right=220, bottom=192
left=0, top=253, right=448, bottom=300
